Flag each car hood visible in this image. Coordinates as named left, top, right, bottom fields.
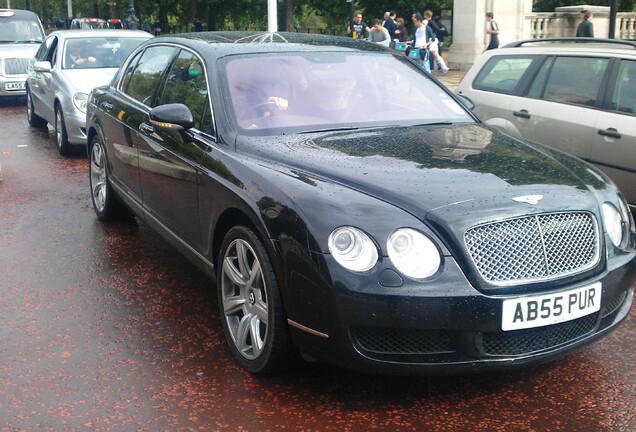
left=0, top=43, right=40, bottom=58
left=60, top=68, right=118, bottom=94
left=237, top=124, right=604, bottom=227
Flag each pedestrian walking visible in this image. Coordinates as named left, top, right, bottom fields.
left=576, top=9, right=594, bottom=37
left=154, top=19, right=162, bottom=36
left=485, top=12, right=500, bottom=50
left=424, top=10, right=449, bottom=74
left=412, top=12, right=432, bottom=73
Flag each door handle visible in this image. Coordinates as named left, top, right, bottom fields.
left=100, top=101, right=114, bottom=112
left=513, top=109, right=531, bottom=119
left=598, top=128, right=621, bottom=139
left=139, top=122, right=155, bottom=134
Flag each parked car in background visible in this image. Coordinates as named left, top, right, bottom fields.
left=456, top=38, right=636, bottom=208
left=87, top=32, right=636, bottom=376
left=26, top=29, right=152, bottom=154
left=70, top=17, right=106, bottom=30
left=106, top=18, right=123, bottom=29
left=0, top=9, right=45, bottom=98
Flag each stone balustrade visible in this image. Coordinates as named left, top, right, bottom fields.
left=527, top=8, right=636, bottom=40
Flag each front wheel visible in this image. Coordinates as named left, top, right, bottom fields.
left=26, top=88, right=46, bottom=127
left=89, top=135, right=131, bottom=221
left=55, top=104, right=71, bottom=155
left=217, top=226, right=292, bottom=373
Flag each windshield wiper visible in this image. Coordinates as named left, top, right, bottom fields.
left=296, top=126, right=360, bottom=134
left=408, top=121, right=454, bottom=127
left=295, top=124, right=406, bottom=135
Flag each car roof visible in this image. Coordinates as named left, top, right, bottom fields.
left=0, top=8, right=40, bottom=20
left=471, top=38, right=636, bottom=66
left=145, top=31, right=392, bottom=57
left=49, top=29, right=153, bottom=40
left=503, top=37, right=636, bottom=50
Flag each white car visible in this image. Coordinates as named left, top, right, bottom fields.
left=0, top=9, right=44, bottom=98
left=26, top=29, right=152, bottom=154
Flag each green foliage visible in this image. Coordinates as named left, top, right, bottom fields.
left=21, top=0, right=636, bottom=34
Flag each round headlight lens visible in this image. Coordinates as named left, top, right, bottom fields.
left=387, top=228, right=441, bottom=279
left=328, top=227, right=378, bottom=272
left=73, top=92, right=89, bottom=114
left=602, top=202, right=624, bottom=247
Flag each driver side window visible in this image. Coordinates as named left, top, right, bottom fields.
left=124, top=45, right=176, bottom=107
left=158, top=49, right=209, bottom=131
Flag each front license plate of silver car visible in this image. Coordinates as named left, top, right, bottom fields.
left=501, top=282, right=601, bottom=331
left=5, top=82, right=25, bottom=91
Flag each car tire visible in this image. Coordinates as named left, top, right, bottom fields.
left=89, top=135, right=131, bottom=221
left=26, top=88, right=46, bottom=128
left=55, top=104, right=71, bottom=155
left=217, top=226, right=292, bottom=374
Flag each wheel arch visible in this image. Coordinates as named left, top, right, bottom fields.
left=483, top=117, right=523, bottom=139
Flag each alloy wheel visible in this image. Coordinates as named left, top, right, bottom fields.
left=220, top=238, right=269, bottom=360
left=90, top=141, right=107, bottom=213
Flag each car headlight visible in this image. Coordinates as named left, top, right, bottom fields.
left=73, top=92, right=89, bottom=114
left=387, top=228, right=441, bottom=279
left=602, top=202, right=624, bottom=247
left=328, top=227, right=378, bottom=272
left=618, top=194, right=635, bottom=235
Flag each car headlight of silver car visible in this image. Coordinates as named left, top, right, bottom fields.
left=387, top=228, right=441, bottom=279
left=328, top=226, right=378, bottom=272
left=602, top=202, right=626, bottom=248
left=73, top=92, right=89, bottom=114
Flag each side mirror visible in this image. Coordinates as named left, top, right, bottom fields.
left=33, top=61, right=52, bottom=73
left=149, top=103, right=195, bottom=130
left=455, top=93, right=475, bottom=111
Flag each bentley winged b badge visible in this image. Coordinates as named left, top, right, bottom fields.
left=512, top=195, right=543, bottom=205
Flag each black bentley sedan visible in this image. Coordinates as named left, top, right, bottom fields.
left=86, top=32, right=636, bottom=375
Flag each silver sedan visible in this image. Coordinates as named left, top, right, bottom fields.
left=26, top=29, right=152, bottom=155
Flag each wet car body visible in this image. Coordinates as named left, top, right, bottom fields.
left=25, top=29, right=152, bottom=154
left=86, top=32, right=636, bottom=375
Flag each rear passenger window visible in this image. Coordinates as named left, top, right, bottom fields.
left=609, top=60, right=636, bottom=115
left=473, top=57, right=535, bottom=94
left=542, top=57, right=609, bottom=107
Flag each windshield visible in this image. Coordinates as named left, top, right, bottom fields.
left=223, top=52, right=474, bottom=134
left=63, top=37, right=148, bottom=69
left=0, top=18, right=44, bottom=43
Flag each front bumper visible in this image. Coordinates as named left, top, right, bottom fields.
left=62, top=102, right=88, bottom=145
left=283, top=248, right=636, bottom=375
left=0, top=75, right=27, bottom=97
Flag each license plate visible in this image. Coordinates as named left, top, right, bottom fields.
left=502, top=282, right=601, bottom=331
left=5, top=82, right=25, bottom=91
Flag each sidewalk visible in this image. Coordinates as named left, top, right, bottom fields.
left=434, top=70, right=466, bottom=92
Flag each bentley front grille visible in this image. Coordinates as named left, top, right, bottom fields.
left=465, top=212, right=599, bottom=285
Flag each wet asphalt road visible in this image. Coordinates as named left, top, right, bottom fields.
left=0, top=90, right=635, bottom=431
